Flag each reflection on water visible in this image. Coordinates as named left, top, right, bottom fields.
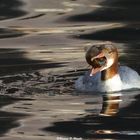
left=0, top=28, right=27, bottom=39
left=74, top=25, right=140, bottom=43
left=45, top=91, right=140, bottom=139
left=100, top=93, right=122, bottom=116
left=0, top=0, right=140, bottom=139
left=0, top=0, right=26, bottom=20
left=67, top=0, right=140, bottom=22
left=0, top=96, right=29, bottom=136
left=0, top=48, right=67, bottom=76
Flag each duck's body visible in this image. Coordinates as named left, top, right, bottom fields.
left=75, top=43, right=140, bottom=93
left=75, top=66, right=140, bottom=92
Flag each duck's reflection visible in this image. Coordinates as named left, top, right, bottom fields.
left=44, top=90, right=140, bottom=139
left=100, top=92, right=122, bottom=116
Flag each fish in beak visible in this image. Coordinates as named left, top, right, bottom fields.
left=90, top=51, right=107, bottom=76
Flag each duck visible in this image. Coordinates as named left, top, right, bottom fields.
left=75, top=42, right=140, bottom=93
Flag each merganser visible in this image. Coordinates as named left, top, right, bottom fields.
left=75, top=42, right=140, bottom=93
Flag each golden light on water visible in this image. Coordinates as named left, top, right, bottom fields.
left=10, top=23, right=124, bottom=34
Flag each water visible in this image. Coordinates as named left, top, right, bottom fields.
left=0, top=0, right=140, bottom=139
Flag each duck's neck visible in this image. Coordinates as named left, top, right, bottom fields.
left=101, top=60, right=118, bottom=81
left=100, top=57, right=121, bottom=116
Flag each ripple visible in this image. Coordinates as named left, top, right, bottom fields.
left=34, top=8, right=73, bottom=13
left=67, top=0, right=140, bottom=22
left=0, top=28, right=27, bottom=39
left=74, top=25, right=140, bottom=42
left=0, top=95, right=29, bottom=135
left=20, top=13, right=46, bottom=20
left=9, top=23, right=122, bottom=35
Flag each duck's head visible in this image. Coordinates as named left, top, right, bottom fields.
left=86, top=42, right=118, bottom=76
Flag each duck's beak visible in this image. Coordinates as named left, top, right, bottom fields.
left=90, top=67, right=103, bottom=76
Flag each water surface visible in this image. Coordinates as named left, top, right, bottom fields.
left=0, top=0, right=140, bottom=139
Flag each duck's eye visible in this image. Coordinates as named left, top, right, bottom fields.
left=92, top=57, right=106, bottom=68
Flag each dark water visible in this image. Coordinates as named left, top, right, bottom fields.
left=0, top=0, right=140, bottom=139
left=0, top=95, right=31, bottom=136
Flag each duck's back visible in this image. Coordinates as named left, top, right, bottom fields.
left=75, top=71, right=101, bottom=92
left=119, top=66, right=140, bottom=90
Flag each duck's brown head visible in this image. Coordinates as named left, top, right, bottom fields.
left=86, top=42, right=118, bottom=76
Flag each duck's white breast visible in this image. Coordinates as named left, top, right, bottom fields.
left=102, top=74, right=122, bottom=92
